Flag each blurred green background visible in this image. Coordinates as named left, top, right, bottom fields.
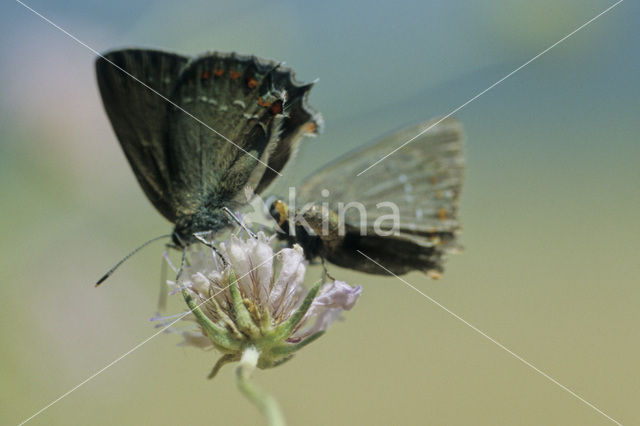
left=1, top=0, right=638, bottom=424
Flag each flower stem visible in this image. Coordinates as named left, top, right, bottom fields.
left=235, top=347, right=285, bottom=426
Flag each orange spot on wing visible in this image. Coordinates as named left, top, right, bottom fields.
left=213, top=69, right=224, bottom=77
left=229, top=70, right=241, bottom=80
left=257, top=97, right=271, bottom=108
left=200, top=70, right=211, bottom=80
left=437, top=208, right=447, bottom=220
left=247, top=77, right=259, bottom=89
left=306, top=122, right=317, bottom=133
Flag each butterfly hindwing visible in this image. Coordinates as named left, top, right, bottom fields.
left=166, top=53, right=322, bottom=215
left=348, top=118, right=464, bottom=261
left=253, top=69, right=322, bottom=194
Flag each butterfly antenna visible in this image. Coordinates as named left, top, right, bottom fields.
left=95, top=234, right=172, bottom=287
left=222, top=207, right=257, bottom=239
left=176, top=246, right=188, bottom=281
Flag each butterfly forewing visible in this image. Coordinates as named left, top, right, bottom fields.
left=96, top=49, right=189, bottom=222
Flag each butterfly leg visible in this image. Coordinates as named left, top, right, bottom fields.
left=193, top=231, right=227, bottom=268
left=176, top=247, right=188, bottom=279
left=222, top=206, right=257, bottom=239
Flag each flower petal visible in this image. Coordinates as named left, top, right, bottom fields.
left=247, top=234, right=274, bottom=304
left=220, top=234, right=253, bottom=294
left=291, top=281, right=362, bottom=340
left=313, top=280, right=362, bottom=312
left=269, top=245, right=306, bottom=318
left=190, top=272, right=211, bottom=298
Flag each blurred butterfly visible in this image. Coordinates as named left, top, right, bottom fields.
left=95, top=48, right=321, bottom=248
left=268, top=117, right=464, bottom=277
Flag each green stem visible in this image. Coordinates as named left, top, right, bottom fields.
left=236, top=347, right=285, bottom=426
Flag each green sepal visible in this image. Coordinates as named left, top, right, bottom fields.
left=271, top=279, right=322, bottom=341
left=258, top=305, right=272, bottom=332
left=271, top=354, right=295, bottom=368
left=258, top=354, right=295, bottom=370
left=228, top=269, right=261, bottom=339
left=208, top=353, right=239, bottom=379
left=207, top=286, right=244, bottom=341
left=271, top=331, right=325, bottom=355
left=182, top=288, right=242, bottom=352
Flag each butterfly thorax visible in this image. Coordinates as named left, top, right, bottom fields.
left=173, top=208, right=228, bottom=247
left=270, top=201, right=342, bottom=261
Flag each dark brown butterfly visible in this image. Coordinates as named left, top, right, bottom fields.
left=95, top=48, right=321, bottom=248
left=269, top=117, right=464, bottom=277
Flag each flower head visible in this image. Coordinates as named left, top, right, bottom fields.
left=165, top=232, right=361, bottom=377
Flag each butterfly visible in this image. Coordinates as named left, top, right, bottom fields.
left=268, top=117, right=464, bottom=277
left=95, top=48, right=321, bottom=248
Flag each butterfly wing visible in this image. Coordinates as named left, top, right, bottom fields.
left=299, top=117, right=464, bottom=275
left=253, top=69, right=322, bottom=194
left=95, top=49, right=189, bottom=222
left=166, top=52, right=320, bottom=217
